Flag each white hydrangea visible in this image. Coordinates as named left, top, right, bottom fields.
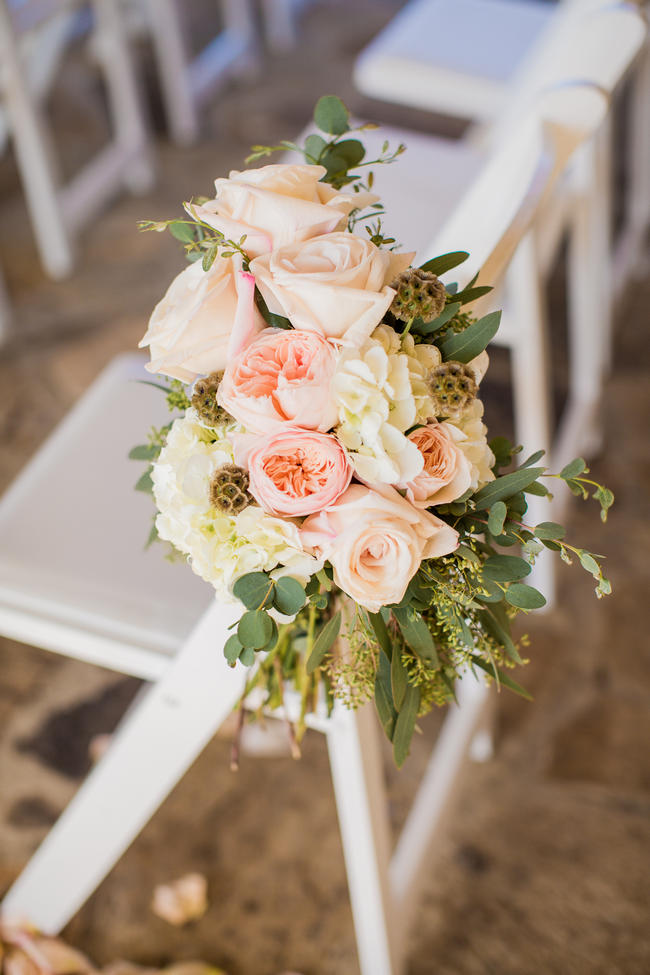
left=332, top=326, right=423, bottom=484
left=451, top=399, right=496, bottom=492
left=151, top=412, right=320, bottom=599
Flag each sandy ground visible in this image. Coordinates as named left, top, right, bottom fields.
left=1, top=2, right=649, bottom=973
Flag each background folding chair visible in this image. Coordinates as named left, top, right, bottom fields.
left=0, top=0, right=154, bottom=282
left=138, top=0, right=257, bottom=145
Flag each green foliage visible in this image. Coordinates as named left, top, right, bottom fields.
left=419, top=252, right=469, bottom=276
left=438, top=310, right=501, bottom=363
left=254, top=287, right=292, bottom=329
left=306, top=611, right=342, bottom=674
left=314, top=94, right=350, bottom=135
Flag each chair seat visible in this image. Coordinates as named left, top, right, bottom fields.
left=0, top=354, right=212, bottom=679
left=342, top=123, right=485, bottom=259
left=354, top=0, right=553, bottom=121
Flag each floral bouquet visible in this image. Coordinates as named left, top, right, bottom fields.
left=134, top=97, right=612, bottom=766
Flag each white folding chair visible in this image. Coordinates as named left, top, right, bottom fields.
left=259, top=0, right=315, bottom=53
left=351, top=1, right=645, bottom=557
left=0, top=0, right=154, bottom=282
left=355, top=0, right=554, bottom=123
left=138, top=0, right=257, bottom=145
left=0, top=61, right=617, bottom=975
left=356, top=0, right=650, bottom=304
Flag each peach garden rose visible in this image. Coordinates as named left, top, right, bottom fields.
left=218, top=328, right=339, bottom=434
left=236, top=427, right=353, bottom=517
left=250, top=232, right=413, bottom=346
left=399, top=422, right=473, bottom=507
left=300, top=484, right=459, bottom=612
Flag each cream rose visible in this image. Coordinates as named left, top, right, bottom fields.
left=218, top=328, right=339, bottom=434
left=399, top=422, right=473, bottom=507
left=300, top=484, right=459, bottom=612
left=250, top=233, right=413, bottom=346
left=235, top=427, right=353, bottom=517
left=139, top=254, right=263, bottom=383
left=191, top=164, right=374, bottom=259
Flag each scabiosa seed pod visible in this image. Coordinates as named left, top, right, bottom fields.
left=428, top=361, right=478, bottom=417
left=208, top=464, right=253, bottom=514
left=389, top=268, right=447, bottom=324
left=192, top=372, right=229, bottom=426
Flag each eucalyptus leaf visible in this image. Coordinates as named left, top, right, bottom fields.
left=314, top=95, right=350, bottom=135
left=391, top=646, right=407, bottom=711
left=273, top=576, right=306, bottom=616
left=375, top=653, right=396, bottom=739
left=473, top=466, right=545, bottom=511
left=393, top=683, right=421, bottom=768
left=304, top=133, right=327, bottom=163
left=330, top=138, right=365, bottom=167
left=534, top=521, right=566, bottom=541
left=393, top=608, right=438, bottom=667
left=224, top=633, right=243, bottom=665
left=239, top=646, right=256, bottom=667
left=129, top=444, right=159, bottom=461
left=255, top=288, right=292, bottom=329
left=479, top=608, right=522, bottom=664
left=487, top=501, right=507, bottom=536
left=168, top=221, right=196, bottom=243
left=438, top=310, right=501, bottom=363
left=233, top=572, right=274, bottom=610
left=470, top=657, right=533, bottom=700
left=238, top=609, right=275, bottom=649
left=135, top=469, right=153, bottom=494
left=560, top=457, right=587, bottom=479
left=306, top=611, right=341, bottom=674
left=521, top=449, right=546, bottom=468
left=419, top=251, right=469, bottom=276
left=416, top=301, right=461, bottom=335
left=483, top=555, right=531, bottom=582
left=368, top=611, right=393, bottom=661
left=505, top=583, right=547, bottom=610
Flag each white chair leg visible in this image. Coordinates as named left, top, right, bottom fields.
left=260, top=0, right=298, bottom=53
left=92, top=0, right=154, bottom=194
left=389, top=677, right=490, bottom=958
left=326, top=703, right=402, bottom=975
left=506, top=232, right=555, bottom=605
left=0, top=266, right=12, bottom=344
left=615, top=39, right=650, bottom=295
left=0, top=601, right=243, bottom=934
left=0, top=2, right=74, bottom=279
left=143, top=0, right=199, bottom=145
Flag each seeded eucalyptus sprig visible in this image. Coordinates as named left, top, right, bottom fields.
left=139, top=203, right=249, bottom=272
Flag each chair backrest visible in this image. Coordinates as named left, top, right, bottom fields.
left=0, top=0, right=78, bottom=152
left=487, top=0, right=647, bottom=148
left=422, top=3, right=646, bottom=290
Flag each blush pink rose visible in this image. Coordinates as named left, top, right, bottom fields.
left=301, top=484, right=459, bottom=612
left=139, top=255, right=263, bottom=382
left=399, top=423, right=472, bottom=507
left=218, top=328, right=339, bottom=434
left=250, top=233, right=414, bottom=346
left=235, top=427, right=353, bottom=517
left=190, top=164, right=375, bottom=259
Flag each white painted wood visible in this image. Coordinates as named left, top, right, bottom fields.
left=354, top=0, right=554, bottom=123
left=0, top=0, right=73, bottom=278
left=142, top=0, right=256, bottom=145
left=0, top=0, right=154, bottom=279
left=326, top=703, right=401, bottom=975
left=389, top=678, right=490, bottom=953
left=1, top=599, right=243, bottom=933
